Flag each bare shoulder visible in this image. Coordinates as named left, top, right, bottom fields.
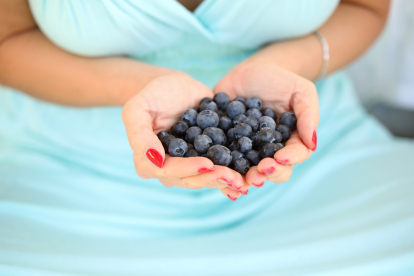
left=0, top=0, right=36, bottom=44
left=340, top=0, right=390, bottom=19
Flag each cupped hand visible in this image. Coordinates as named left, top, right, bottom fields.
left=214, top=62, right=319, bottom=186
left=122, top=73, right=249, bottom=199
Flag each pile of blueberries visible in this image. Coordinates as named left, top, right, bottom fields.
left=157, top=92, right=297, bottom=175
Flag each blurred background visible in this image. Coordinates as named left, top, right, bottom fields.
left=346, top=0, right=414, bottom=138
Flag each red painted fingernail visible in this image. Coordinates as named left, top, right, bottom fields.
left=240, top=190, right=249, bottom=195
left=312, top=130, right=317, bottom=151
left=276, top=159, right=289, bottom=164
left=252, top=182, right=264, bottom=187
left=146, top=149, right=163, bottom=168
left=261, top=167, right=275, bottom=175
left=198, top=167, right=214, bottom=173
left=227, top=194, right=237, bottom=201
left=217, top=177, right=233, bottom=185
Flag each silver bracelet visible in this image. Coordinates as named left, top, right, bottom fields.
left=313, top=31, right=329, bottom=80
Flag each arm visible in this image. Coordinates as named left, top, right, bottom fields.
left=0, top=0, right=178, bottom=106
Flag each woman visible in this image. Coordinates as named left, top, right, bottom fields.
left=1, top=0, right=413, bottom=275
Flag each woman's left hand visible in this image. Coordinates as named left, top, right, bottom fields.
left=214, top=61, right=319, bottom=186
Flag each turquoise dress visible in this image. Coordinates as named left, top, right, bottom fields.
left=1, top=0, right=414, bottom=275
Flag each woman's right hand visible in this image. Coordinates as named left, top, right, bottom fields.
left=122, top=73, right=249, bottom=200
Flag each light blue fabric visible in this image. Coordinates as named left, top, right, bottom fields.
left=1, top=0, right=413, bottom=275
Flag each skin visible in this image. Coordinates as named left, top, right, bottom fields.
left=0, top=0, right=390, bottom=199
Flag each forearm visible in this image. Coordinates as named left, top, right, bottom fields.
left=242, top=0, right=390, bottom=80
left=0, top=29, right=178, bottom=106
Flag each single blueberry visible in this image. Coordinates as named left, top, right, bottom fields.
left=185, top=149, right=200, bottom=157
left=171, top=121, right=189, bottom=138
left=157, top=131, right=170, bottom=140
left=168, top=138, right=188, bottom=157
left=273, top=131, right=283, bottom=144
left=234, top=123, right=253, bottom=139
left=194, top=134, right=213, bottom=154
left=242, top=116, right=259, bottom=131
left=200, top=97, right=213, bottom=105
left=213, top=92, right=231, bottom=111
left=185, top=126, right=202, bottom=144
left=233, top=96, right=246, bottom=104
left=250, top=131, right=259, bottom=141
left=233, top=114, right=246, bottom=126
left=276, top=125, right=291, bottom=142
left=261, top=108, right=276, bottom=120
left=196, top=110, right=219, bottom=130
left=160, top=134, right=175, bottom=152
left=238, top=136, right=253, bottom=153
left=231, top=150, right=244, bottom=166
left=187, top=143, right=194, bottom=151
left=245, top=150, right=260, bottom=166
left=201, top=153, right=208, bottom=158
left=233, top=158, right=250, bottom=175
left=203, top=127, right=227, bottom=146
left=245, top=108, right=262, bottom=120
left=206, top=145, right=232, bottom=166
left=199, top=101, right=218, bottom=112
left=260, top=143, right=282, bottom=159
left=227, top=101, right=246, bottom=119
left=245, top=96, right=262, bottom=110
left=254, top=127, right=277, bottom=148
left=219, top=116, right=233, bottom=132
left=181, top=109, right=198, bottom=127
left=279, top=111, right=297, bottom=131
left=227, top=128, right=237, bottom=142
left=258, top=116, right=276, bottom=131
left=275, top=143, right=284, bottom=149
left=228, top=141, right=238, bottom=151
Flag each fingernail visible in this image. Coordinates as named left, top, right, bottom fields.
left=240, top=189, right=249, bottom=195
left=261, top=167, right=275, bottom=175
left=228, top=183, right=241, bottom=191
left=217, top=177, right=232, bottom=185
left=198, top=167, right=214, bottom=173
left=276, top=159, right=289, bottom=164
left=227, top=194, right=237, bottom=201
left=312, top=130, right=317, bottom=151
left=252, top=182, right=264, bottom=187
left=146, top=149, right=163, bottom=168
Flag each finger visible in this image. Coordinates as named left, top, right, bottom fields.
left=122, top=94, right=166, bottom=169
left=274, top=131, right=312, bottom=165
left=257, top=158, right=292, bottom=184
left=291, top=78, right=319, bottom=151
left=245, top=166, right=267, bottom=188
left=219, top=187, right=242, bottom=201
left=134, top=154, right=215, bottom=180
left=182, top=165, right=244, bottom=190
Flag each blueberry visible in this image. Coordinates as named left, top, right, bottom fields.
left=157, top=131, right=170, bottom=140
left=250, top=131, right=259, bottom=141
left=233, top=158, right=250, bottom=175
left=187, top=143, right=194, bottom=151
left=245, top=150, right=260, bottom=166
left=229, top=141, right=238, bottom=151
left=203, top=127, right=227, bottom=146
left=273, top=131, right=283, bottom=144
left=213, top=92, right=231, bottom=111
left=200, top=100, right=218, bottom=112
left=194, top=134, right=213, bottom=154
left=216, top=110, right=225, bottom=118
left=171, top=121, right=189, bottom=138
left=192, top=106, right=200, bottom=113
left=185, top=149, right=200, bottom=157
left=233, top=114, right=246, bottom=126
left=207, top=145, right=232, bottom=166
left=181, top=109, right=198, bottom=127
left=185, top=126, right=202, bottom=144
left=200, top=97, right=213, bottom=105
left=246, top=96, right=262, bottom=110
left=254, top=127, right=277, bottom=148
left=219, top=116, right=233, bottom=132
left=201, top=153, right=208, bottom=158
left=245, top=108, right=262, bottom=120
left=261, top=108, right=276, bottom=120
left=227, top=128, right=237, bottom=142
left=196, top=110, right=219, bottom=130
left=242, top=116, right=259, bottom=131
left=238, top=136, right=253, bottom=153
left=258, top=116, right=276, bottom=131
left=260, top=143, right=282, bottom=159
left=168, top=138, right=188, bottom=157
left=227, top=101, right=246, bottom=119
left=233, top=96, right=246, bottom=104
left=275, top=143, right=284, bottom=149
left=234, top=123, right=252, bottom=139
left=276, top=125, right=291, bottom=142
left=279, top=111, right=297, bottom=131
left=231, top=150, right=244, bottom=166
left=160, top=134, right=175, bottom=152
